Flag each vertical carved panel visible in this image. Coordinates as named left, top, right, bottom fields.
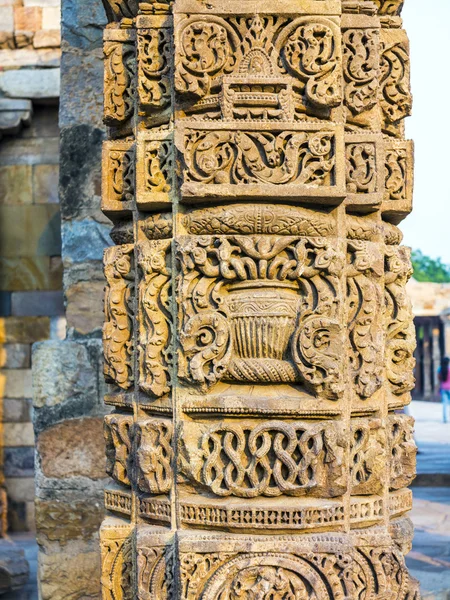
left=101, top=0, right=418, bottom=596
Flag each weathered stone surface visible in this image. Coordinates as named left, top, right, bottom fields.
left=61, top=220, right=110, bottom=264
left=0, top=165, right=32, bottom=205
left=35, top=499, right=104, bottom=545
left=98, top=1, right=418, bottom=596
left=37, top=417, right=105, bottom=479
left=0, top=67, right=60, bottom=99
left=5, top=477, right=35, bottom=502
left=0, top=48, right=60, bottom=68
left=4, top=447, right=34, bottom=478
left=0, top=205, right=61, bottom=257
left=14, top=6, right=42, bottom=32
left=33, top=30, right=61, bottom=48
left=0, top=539, right=29, bottom=593
left=3, top=398, right=32, bottom=422
left=32, top=340, right=97, bottom=409
left=65, top=281, right=104, bottom=333
left=0, top=369, right=32, bottom=398
left=0, top=317, right=50, bottom=343
left=38, top=544, right=101, bottom=600
left=11, top=291, right=64, bottom=317
left=3, top=423, right=34, bottom=447
left=33, top=163, right=59, bottom=203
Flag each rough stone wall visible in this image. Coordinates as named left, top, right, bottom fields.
left=31, top=0, right=110, bottom=596
left=99, top=0, right=419, bottom=598
left=0, top=0, right=63, bottom=535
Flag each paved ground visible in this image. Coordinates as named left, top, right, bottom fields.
left=2, top=400, right=450, bottom=599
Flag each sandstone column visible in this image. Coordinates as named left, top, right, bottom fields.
left=100, top=0, right=420, bottom=598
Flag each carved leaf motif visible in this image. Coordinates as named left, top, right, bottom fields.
left=184, top=130, right=335, bottom=186
left=384, top=246, right=416, bottom=395
left=104, top=415, right=134, bottom=487
left=373, top=0, right=404, bottom=15
left=110, top=148, right=135, bottom=203
left=346, top=143, right=377, bottom=194
left=101, top=534, right=133, bottom=600
left=104, top=41, right=135, bottom=125
left=137, top=546, right=174, bottom=600
left=103, top=244, right=135, bottom=390
left=343, top=29, right=380, bottom=115
left=388, top=415, right=417, bottom=490
left=137, top=240, right=172, bottom=397
left=145, top=140, right=173, bottom=193
left=385, top=148, right=407, bottom=200
left=380, top=41, right=412, bottom=125
left=175, top=19, right=236, bottom=98
left=137, top=28, right=171, bottom=112
left=280, top=20, right=342, bottom=108
left=350, top=419, right=386, bottom=495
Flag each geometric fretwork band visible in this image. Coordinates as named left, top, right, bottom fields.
left=100, top=0, right=419, bottom=598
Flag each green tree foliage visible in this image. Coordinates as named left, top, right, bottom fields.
left=412, top=250, right=450, bottom=283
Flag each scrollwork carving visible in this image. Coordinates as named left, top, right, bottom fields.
left=346, top=143, right=377, bottom=194
left=137, top=239, right=172, bottom=397
left=137, top=28, right=172, bottom=114
left=380, top=35, right=412, bottom=129
left=388, top=415, right=417, bottom=490
left=350, top=418, right=386, bottom=495
left=183, top=129, right=336, bottom=187
left=104, top=40, right=135, bottom=125
left=104, top=414, right=134, bottom=487
left=103, top=244, right=135, bottom=390
left=343, top=29, right=380, bottom=116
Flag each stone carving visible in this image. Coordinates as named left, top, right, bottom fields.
left=137, top=27, right=172, bottom=115
left=177, top=235, right=344, bottom=396
left=343, top=29, right=380, bottom=116
left=135, top=419, right=173, bottom=494
left=183, top=129, right=336, bottom=186
left=137, top=239, right=172, bottom=397
left=101, top=0, right=417, bottom=596
left=104, top=414, right=133, bottom=487
left=103, top=245, right=135, bottom=390
left=179, top=419, right=346, bottom=498
left=104, top=36, right=136, bottom=126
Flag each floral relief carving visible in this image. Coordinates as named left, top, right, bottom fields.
left=137, top=28, right=172, bottom=114
left=103, top=244, right=135, bottom=390
left=144, top=139, right=173, bottom=193
left=183, top=205, right=336, bottom=237
left=388, top=415, right=417, bottom=490
left=347, top=240, right=384, bottom=398
left=137, top=544, right=174, bottom=600
left=380, top=35, right=412, bottom=129
left=183, top=129, right=336, bottom=187
left=373, top=0, right=404, bottom=16
left=346, top=142, right=377, bottom=194
left=135, top=419, right=174, bottom=495
left=384, top=245, right=416, bottom=396
left=100, top=528, right=133, bottom=600
left=137, top=239, right=172, bottom=397
left=385, top=146, right=407, bottom=200
left=177, top=235, right=344, bottom=397
left=104, top=40, right=135, bottom=125
left=343, top=29, right=380, bottom=116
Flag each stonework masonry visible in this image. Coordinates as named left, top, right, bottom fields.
left=99, top=0, right=419, bottom=598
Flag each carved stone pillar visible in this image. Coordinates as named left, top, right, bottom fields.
left=100, top=0, right=420, bottom=598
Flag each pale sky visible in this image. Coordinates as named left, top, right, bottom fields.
left=401, top=0, right=450, bottom=261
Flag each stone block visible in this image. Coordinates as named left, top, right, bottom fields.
left=0, top=257, right=62, bottom=291
left=35, top=498, right=103, bottom=544
left=14, top=6, right=42, bottom=31
left=0, top=369, right=33, bottom=398
left=42, top=6, right=59, bottom=29
left=11, top=291, right=64, bottom=317
left=0, top=32, right=14, bottom=50
left=38, top=544, right=101, bottom=600
left=4, top=447, right=35, bottom=477
left=33, top=163, right=59, bottom=203
left=24, top=0, right=60, bottom=6
left=65, top=281, right=104, bottom=334
left=0, top=48, right=60, bottom=69
left=32, top=340, right=97, bottom=409
left=37, top=417, right=106, bottom=479
left=3, top=398, right=32, bottom=422
left=0, top=539, right=29, bottom=591
left=0, top=345, right=31, bottom=369
left=0, top=292, right=11, bottom=317
left=0, top=136, right=59, bottom=167
left=61, top=219, right=110, bottom=264
left=0, top=317, right=50, bottom=343
left=5, top=476, right=35, bottom=502
left=0, top=7, right=14, bottom=33
left=0, top=68, right=60, bottom=99
left=33, top=29, right=60, bottom=48
left=3, top=423, right=35, bottom=447
left=0, top=165, right=33, bottom=205
left=0, top=205, right=61, bottom=258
